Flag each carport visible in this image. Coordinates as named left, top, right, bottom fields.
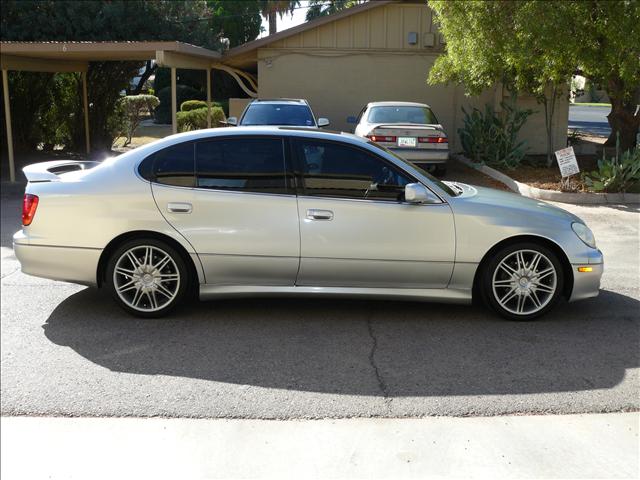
left=0, top=41, right=256, bottom=182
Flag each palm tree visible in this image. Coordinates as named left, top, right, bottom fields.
left=259, top=1, right=300, bottom=35
left=305, top=0, right=365, bottom=21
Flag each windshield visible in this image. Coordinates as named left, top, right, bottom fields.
left=367, top=141, right=457, bottom=197
left=367, top=106, right=439, bottom=125
left=240, top=104, right=316, bottom=126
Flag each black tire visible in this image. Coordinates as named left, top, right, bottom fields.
left=105, top=238, right=190, bottom=318
left=481, top=242, right=564, bottom=321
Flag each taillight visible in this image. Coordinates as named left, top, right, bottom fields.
left=418, top=136, right=448, bottom=144
left=22, top=194, right=39, bottom=226
left=367, top=135, right=397, bottom=143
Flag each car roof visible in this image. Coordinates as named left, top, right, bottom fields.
left=146, top=126, right=368, bottom=148
left=366, top=101, right=431, bottom=108
left=248, top=98, right=309, bottom=105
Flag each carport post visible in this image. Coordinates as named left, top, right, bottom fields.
left=2, top=69, right=15, bottom=182
left=82, top=71, right=90, bottom=154
left=206, top=68, right=212, bottom=129
left=171, top=67, right=177, bottom=135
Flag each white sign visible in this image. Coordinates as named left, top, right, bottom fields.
left=555, top=146, right=580, bottom=178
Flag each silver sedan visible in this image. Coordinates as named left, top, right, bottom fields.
left=13, top=127, right=603, bottom=320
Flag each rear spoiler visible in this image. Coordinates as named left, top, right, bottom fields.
left=371, top=124, right=441, bottom=131
left=23, top=160, right=101, bottom=182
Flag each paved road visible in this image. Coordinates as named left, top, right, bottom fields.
left=1, top=193, right=638, bottom=419
left=568, top=104, right=611, bottom=137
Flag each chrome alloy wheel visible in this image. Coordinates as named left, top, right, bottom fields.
left=491, top=249, right=557, bottom=316
left=113, top=245, right=180, bottom=313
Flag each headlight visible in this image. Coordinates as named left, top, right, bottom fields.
left=572, top=222, right=597, bottom=248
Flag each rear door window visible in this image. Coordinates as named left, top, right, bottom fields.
left=195, top=137, right=291, bottom=194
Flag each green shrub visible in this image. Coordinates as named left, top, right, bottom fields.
left=176, top=106, right=226, bottom=132
left=582, top=142, right=640, bottom=193
left=118, top=94, right=160, bottom=146
left=154, top=85, right=205, bottom=124
left=458, top=101, right=533, bottom=169
left=181, top=100, right=223, bottom=112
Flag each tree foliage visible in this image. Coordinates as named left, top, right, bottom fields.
left=118, top=95, right=160, bottom=146
left=259, top=1, right=299, bottom=35
left=306, top=0, right=366, bottom=21
left=0, top=0, right=264, bottom=152
left=428, top=0, right=640, bottom=153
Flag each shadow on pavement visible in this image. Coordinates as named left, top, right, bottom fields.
left=43, top=288, right=639, bottom=397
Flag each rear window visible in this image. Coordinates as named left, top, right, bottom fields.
left=367, top=106, right=438, bottom=125
left=139, top=142, right=195, bottom=187
left=240, top=104, right=315, bottom=126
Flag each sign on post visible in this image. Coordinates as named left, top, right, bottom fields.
left=555, top=146, right=580, bottom=178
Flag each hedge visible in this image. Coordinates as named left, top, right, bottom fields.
left=180, top=100, right=223, bottom=112
left=176, top=106, right=226, bottom=132
left=154, top=85, right=205, bottom=124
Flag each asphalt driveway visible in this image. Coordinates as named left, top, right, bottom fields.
left=1, top=192, right=638, bottom=419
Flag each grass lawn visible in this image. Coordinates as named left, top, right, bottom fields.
left=112, top=123, right=172, bottom=152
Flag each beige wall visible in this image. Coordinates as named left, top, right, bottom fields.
left=268, top=2, right=443, bottom=51
left=256, top=49, right=568, bottom=154
left=229, top=97, right=252, bottom=119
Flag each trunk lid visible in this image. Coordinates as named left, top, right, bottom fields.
left=22, top=160, right=101, bottom=183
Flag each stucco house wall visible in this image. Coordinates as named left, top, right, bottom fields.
left=226, top=1, right=568, bottom=155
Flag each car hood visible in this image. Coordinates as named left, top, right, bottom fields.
left=446, top=182, right=583, bottom=224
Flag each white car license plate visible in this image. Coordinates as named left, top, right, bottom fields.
left=397, top=136, right=417, bottom=147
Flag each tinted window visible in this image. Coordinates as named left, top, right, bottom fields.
left=367, top=141, right=455, bottom=197
left=145, top=142, right=195, bottom=187
left=367, top=106, right=438, bottom=125
left=240, top=104, right=315, bottom=126
left=294, top=139, right=412, bottom=201
left=195, top=138, right=289, bottom=194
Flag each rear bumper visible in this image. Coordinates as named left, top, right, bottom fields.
left=13, top=235, right=100, bottom=287
left=388, top=147, right=449, bottom=164
left=569, top=252, right=604, bottom=302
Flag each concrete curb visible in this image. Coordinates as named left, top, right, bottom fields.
left=455, top=155, right=640, bottom=205
left=2, top=413, right=638, bottom=479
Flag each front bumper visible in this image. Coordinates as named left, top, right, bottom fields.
left=569, top=249, right=604, bottom=302
left=13, top=233, right=101, bottom=286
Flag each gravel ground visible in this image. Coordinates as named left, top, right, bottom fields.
left=1, top=181, right=638, bottom=419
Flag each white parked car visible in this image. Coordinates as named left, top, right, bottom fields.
left=14, top=127, right=602, bottom=320
left=354, top=101, right=449, bottom=176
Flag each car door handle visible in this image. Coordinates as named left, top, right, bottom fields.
left=306, top=209, right=333, bottom=220
left=167, top=202, right=192, bottom=214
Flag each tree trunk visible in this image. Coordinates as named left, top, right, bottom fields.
left=542, top=83, right=558, bottom=168
left=268, top=12, right=277, bottom=35
left=605, top=78, right=639, bottom=151
left=132, top=61, right=157, bottom=95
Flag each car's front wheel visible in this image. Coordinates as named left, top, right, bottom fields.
left=106, top=238, right=189, bottom=318
left=482, top=243, right=564, bottom=321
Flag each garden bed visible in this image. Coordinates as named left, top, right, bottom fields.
left=493, top=154, right=600, bottom=193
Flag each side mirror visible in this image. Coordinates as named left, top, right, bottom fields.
left=346, top=116, right=357, bottom=124
left=317, top=118, right=330, bottom=128
left=226, top=117, right=238, bottom=126
left=405, top=183, right=431, bottom=204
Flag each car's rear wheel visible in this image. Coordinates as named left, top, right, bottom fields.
left=106, top=238, right=189, bottom=318
left=482, top=243, right=564, bottom=321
